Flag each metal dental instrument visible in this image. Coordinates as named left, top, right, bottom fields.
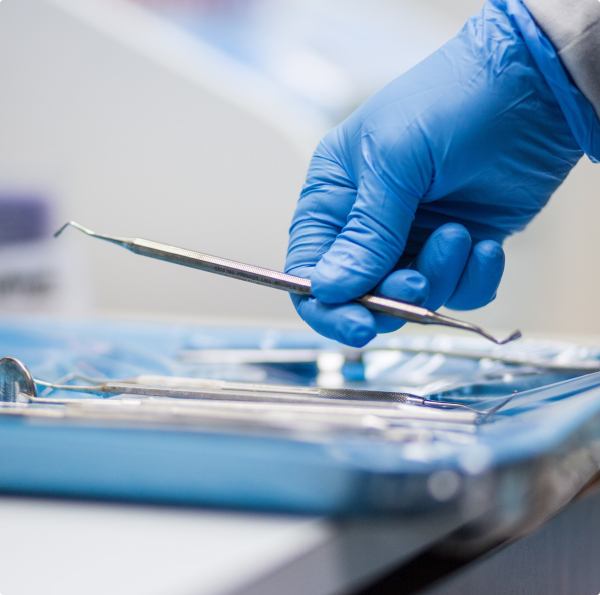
left=54, top=221, right=522, bottom=345
left=0, top=357, right=479, bottom=427
left=0, top=357, right=479, bottom=422
left=56, top=373, right=467, bottom=409
left=0, top=356, right=474, bottom=411
left=0, top=398, right=478, bottom=444
left=480, top=369, right=600, bottom=416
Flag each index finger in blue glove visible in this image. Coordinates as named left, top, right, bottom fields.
left=290, top=266, right=429, bottom=346
left=447, top=240, right=505, bottom=310
left=310, top=165, right=420, bottom=305
left=414, top=223, right=472, bottom=311
left=413, top=224, right=505, bottom=312
left=290, top=293, right=377, bottom=348
left=371, top=269, right=429, bottom=334
left=286, top=145, right=356, bottom=276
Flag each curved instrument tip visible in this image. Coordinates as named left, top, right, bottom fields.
left=475, top=327, right=522, bottom=345
left=53, top=221, right=73, bottom=238
left=496, top=330, right=522, bottom=345
left=53, top=221, right=129, bottom=247
left=429, top=311, right=523, bottom=346
left=53, top=221, right=95, bottom=239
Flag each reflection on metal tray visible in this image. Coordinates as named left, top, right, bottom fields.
left=1, top=317, right=600, bottom=552
left=178, top=333, right=600, bottom=400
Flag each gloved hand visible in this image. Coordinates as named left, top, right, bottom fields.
left=285, top=0, right=583, bottom=347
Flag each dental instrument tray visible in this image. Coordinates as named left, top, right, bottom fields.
left=1, top=317, right=600, bottom=541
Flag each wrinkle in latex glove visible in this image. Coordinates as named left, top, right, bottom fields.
left=286, top=1, right=583, bottom=347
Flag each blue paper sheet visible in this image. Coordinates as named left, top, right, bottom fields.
left=0, top=316, right=599, bottom=522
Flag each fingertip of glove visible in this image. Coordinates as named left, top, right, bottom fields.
left=291, top=295, right=376, bottom=347
left=331, top=305, right=376, bottom=347
left=434, top=222, right=471, bottom=246
left=311, top=264, right=357, bottom=304
left=377, top=269, right=429, bottom=305
left=475, top=239, right=505, bottom=261
left=400, top=270, right=430, bottom=301
left=339, top=325, right=375, bottom=348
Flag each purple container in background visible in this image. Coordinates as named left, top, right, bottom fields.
left=0, top=195, right=50, bottom=246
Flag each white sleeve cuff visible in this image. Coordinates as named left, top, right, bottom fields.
left=525, top=0, right=600, bottom=118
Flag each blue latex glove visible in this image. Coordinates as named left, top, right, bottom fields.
left=285, top=0, right=584, bottom=347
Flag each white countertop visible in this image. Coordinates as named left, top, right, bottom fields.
left=0, top=496, right=466, bottom=595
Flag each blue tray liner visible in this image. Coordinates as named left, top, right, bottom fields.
left=0, top=317, right=599, bottom=513
left=0, top=420, right=376, bottom=514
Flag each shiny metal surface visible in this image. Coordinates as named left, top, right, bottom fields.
left=0, top=357, right=37, bottom=403
left=0, top=358, right=480, bottom=436
left=54, top=221, right=521, bottom=345
left=177, top=346, right=600, bottom=374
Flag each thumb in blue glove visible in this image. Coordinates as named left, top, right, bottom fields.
left=285, top=0, right=584, bottom=347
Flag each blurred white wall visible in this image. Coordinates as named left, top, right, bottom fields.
left=0, top=0, right=309, bottom=322
left=0, top=0, right=598, bottom=336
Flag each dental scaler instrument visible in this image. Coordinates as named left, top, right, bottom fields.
left=54, top=221, right=521, bottom=345
left=0, top=357, right=479, bottom=425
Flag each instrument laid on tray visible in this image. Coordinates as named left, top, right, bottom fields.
left=0, top=356, right=483, bottom=437
left=1, top=318, right=600, bottom=529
